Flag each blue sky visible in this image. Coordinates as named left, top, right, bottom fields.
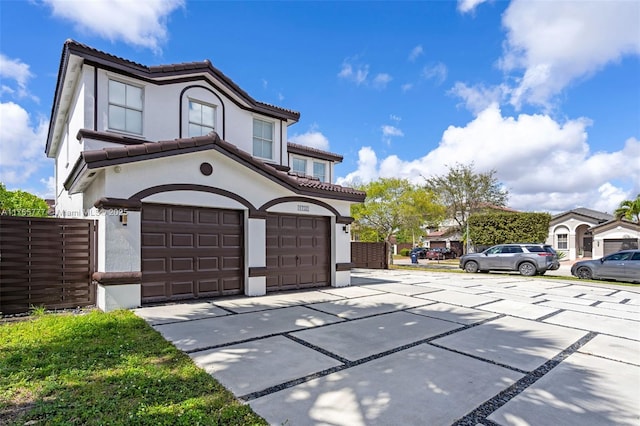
left=1, top=0, right=639, bottom=214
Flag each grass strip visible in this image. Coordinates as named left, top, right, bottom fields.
left=0, top=310, right=267, bottom=425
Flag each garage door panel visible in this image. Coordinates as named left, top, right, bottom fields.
left=222, top=234, right=242, bottom=247
left=198, top=257, right=219, bottom=271
left=171, top=258, right=194, bottom=272
left=171, top=234, right=194, bottom=247
left=142, top=208, right=166, bottom=222
left=171, top=281, right=194, bottom=295
left=222, top=277, right=242, bottom=292
left=222, top=211, right=242, bottom=225
left=141, top=233, right=166, bottom=247
left=604, top=238, right=639, bottom=256
left=141, top=204, right=243, bottom=302
left=222, top=256, right=242, bottom=269
left=171, top=209, right=194, bottom=223
left=198, top=279, right=220, bottom=294
left=143, top=257, right=166, bottom=273
left=198, top=210, right=220, bottom=224
left=266, top=213, right=329, bottom=292
left=198, top=234, right=219, bottom=247
left=141, top=281, right=168, bottom=299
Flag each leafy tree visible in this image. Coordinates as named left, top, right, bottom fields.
left=0, top=183, right=49, bottom=217
left=614, top=194, right=640, bottom=223
left=424, top=162, right=508, bottom=251
left=351, top=178, right=445, bottom=261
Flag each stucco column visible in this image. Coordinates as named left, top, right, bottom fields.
left=335, top=219, right=352, bottom=287
left=95, top=211, right=141, bottom=311
left=246, top=216, right=266, bottom=296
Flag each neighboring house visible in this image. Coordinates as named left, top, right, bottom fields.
left=425, top=204, right=520, bottom=255
left=547, top=208, right=640, bottom=260
left=45, top=40, right=365, bottom=311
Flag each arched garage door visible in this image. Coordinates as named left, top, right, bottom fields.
left=266, top=213, right=330, bottom=292
left=603, top=238, right=639, bottom=256
left=141, top=204, right=243, bottom=303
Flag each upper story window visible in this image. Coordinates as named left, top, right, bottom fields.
left=108, top=80, right=142, bottom=134
left=313, top=161, right=326, bottom=182
left=292, top=158, right=307, bottom=174
left=188, top=100, right=215, bottom=137
left=253, top=118, right=273, bottom=160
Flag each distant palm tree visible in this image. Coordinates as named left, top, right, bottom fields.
left=614, top=194, right=640, bottom=223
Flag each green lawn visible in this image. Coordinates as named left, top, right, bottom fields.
left=0, top=310, right=267, bottom=425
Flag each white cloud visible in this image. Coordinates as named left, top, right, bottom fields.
left=289, top=130, right=330, bottom=151
left=338, top=105, right=640, bottom=214
left=381, top=125, right=404, bottom=138
left=372, top=73, right=392, bottom=89
left=0, top=54, right=37, bottom=101
left=40, top=176, right=56, bottom=199
left=0, top=102, right=50, bottom=185
left=337, top=60, right=369, bottom=86
left=422, top=62, right=448, bottom=85
left=449, top=82, right=508, bottom=115
left=457, top=0, right=491, bottom=14
left=389, top=114, right=401, bottom=122
left=499, top=0, right=640, bottom=108
left=401, top=83, right=413, bottom=92
left=336, top=146, right=378, bottom=186
left=408, top=45, right=424, bottom=62
left=43, top=0, right=184, bottom=53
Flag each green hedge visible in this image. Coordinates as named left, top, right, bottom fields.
left=469, top=212, right=550, bottom=245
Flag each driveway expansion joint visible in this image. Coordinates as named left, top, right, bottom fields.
left=452, top=331, right=598, bottom=426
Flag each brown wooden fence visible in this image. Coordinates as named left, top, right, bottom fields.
left=0, top=216, right=97, bottom=315
left=351, top=241, right=388, bottom=269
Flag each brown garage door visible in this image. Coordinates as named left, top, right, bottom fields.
left=603, top=238, right=639, bottom=256
left=141, top=204, right=243, bottom=303
left=266, top=213, right=330, bottom=292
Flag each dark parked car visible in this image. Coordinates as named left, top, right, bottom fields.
left=410, top=247, right=429, bottom=259
left=459, top=243, right=559, bottom=276
left=430, top=247, right=457, bottom=259
left=571, top=249, right=640, bottom=284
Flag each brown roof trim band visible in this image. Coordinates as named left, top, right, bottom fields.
left=93, top=271, right=142, bottom=285
left=336, top=262, right=354, bottom=272
left=94, top=197, right=143, bottom=211
left=249, top=267, right=268, bottom=277
left=287, top=142, right=343, bottom=163
left=129, top=184, right=259, bottom=215
left=77, top=129, right=147, bottom=145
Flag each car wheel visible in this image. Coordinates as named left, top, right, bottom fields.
left=575, top=266, right=592, bottom=280
left=518, top=262, right=536, bottom=276
left=464, top=261, right=479, bottom=273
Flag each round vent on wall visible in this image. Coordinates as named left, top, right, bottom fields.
left=200, top=162, right=213, bottom=176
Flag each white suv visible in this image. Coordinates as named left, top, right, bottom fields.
left=459, top=243, right=559, bottom=276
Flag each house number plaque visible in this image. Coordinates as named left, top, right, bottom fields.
left=297, top=204, right=310, bottom=212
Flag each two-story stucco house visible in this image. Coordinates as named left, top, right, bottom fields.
left=45, top=40, right=365, bottom=311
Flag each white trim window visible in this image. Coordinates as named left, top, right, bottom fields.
left=188, top=100, right=215, bottom=137
left=292, top=157, right=307, bottom=174
left=557, top=233, right=568, bottom=250
left=313, top=161, right=326, bottom=182
left=253, top=118, right=273, bottom=159
left=108, top=79, right=143, bottom=134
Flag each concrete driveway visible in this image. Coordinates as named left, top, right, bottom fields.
left=134, top=270, right=640, bottom=426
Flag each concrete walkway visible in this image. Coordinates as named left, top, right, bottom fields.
left=134, top=269, right=640, bottom=426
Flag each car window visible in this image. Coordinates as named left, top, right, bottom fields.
left=632, top=252, right=640, bottom=261
left=505, top=246, right=523, bottom=253
left=605, top=252, right=632, bottom=261
left=525, top=246, right=545, bottom=252
left=485, top=246, right=502, bottom=254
